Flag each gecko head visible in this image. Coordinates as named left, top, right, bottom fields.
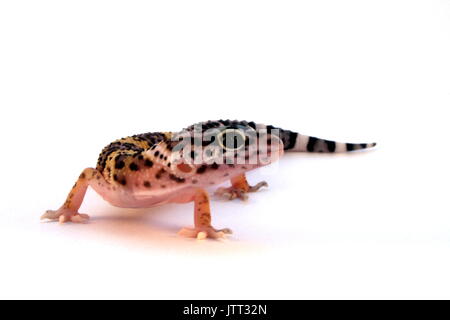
left=170, top=124, right=284, bottom=168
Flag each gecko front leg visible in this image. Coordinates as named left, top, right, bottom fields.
left=41, top=168, right=98, bottom=223
left=215, top=174, right=268, bottom=201
left=178, top=189, right=232, bottom=240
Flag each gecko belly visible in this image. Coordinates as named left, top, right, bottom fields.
left=90, top=179, right=197, bottom=208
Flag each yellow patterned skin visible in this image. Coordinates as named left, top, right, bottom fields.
left=96, top=132, right=172, bottom=186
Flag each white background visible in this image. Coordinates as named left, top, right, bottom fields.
left=1, top=0, right=449, bottom=299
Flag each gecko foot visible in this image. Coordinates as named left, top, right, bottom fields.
left=41, top=208, right=90, bottom=223
left=214, top=181, right=268, bottom=201
left=178, top=226, right=232, bottom=240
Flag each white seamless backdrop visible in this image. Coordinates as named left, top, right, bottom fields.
left=0, top=0, right=449, bottom=299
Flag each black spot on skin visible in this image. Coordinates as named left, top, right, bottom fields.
left=113, top=174, right=118, bottom=181
left=190, top=137, right=202, bottom=147
left=79, top=172, right=86, bottom=179
left=167, top=162, right=171, bottom=167
left=197, top=164, right=207, bottom=174
left=144, top=159, right=153, bottom=167
left=211, top=162, right=219, bottom=170
left=159, top=154, right=164, bottom=160
left=155, top=169, right=166, bottom=179
left=164, top=156, right=167, bottom=161
left=325, top=140, right=336, bottom=152
left=244, top=136, right=250, bottom=147
left=346, top=143, right=355, bottom=151
left=119, top=178, right=126, bottom=186
left=307, top=137, right=318, bottom=152
left=138, top=155, right=144, bottom=160
left=129, top=163, right=139, bottom=171
left=115, top=160, right=125, bottom=169
left=154, top=151, right=160, bottom=157
left=284, top=131, right=298, bottom=150
left=143, top=181, right=151, bottom=188
left=266, top=125, right=276, bottom=134
left=202, top=139, right=214, bottom=147
left=169, top=174, right=186, bottom=183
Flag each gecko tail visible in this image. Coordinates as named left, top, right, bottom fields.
left=280, top=130, right=377, bottom=153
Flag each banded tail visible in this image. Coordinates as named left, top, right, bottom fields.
left=185, top=120, right=376, bottom=153
left=276, top=128, right=377, bottom=153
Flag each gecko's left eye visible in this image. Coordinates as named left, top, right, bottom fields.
left=217, top=128, right=246, bottom=151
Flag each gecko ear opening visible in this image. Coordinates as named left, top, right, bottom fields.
left=176, top=162, right=193, bottom=173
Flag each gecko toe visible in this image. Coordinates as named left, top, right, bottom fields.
left=248, top=181, right=268, bottom=192
left=178, top=226, right=231, bottom=240
left=42, top=208, right=89, bottom=224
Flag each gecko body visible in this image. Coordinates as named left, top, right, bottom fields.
left=42, top=120, right=376, bottom=239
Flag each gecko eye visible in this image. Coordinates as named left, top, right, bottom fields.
left=217, top=128, right=246, bottom=151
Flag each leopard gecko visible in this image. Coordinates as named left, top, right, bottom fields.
left=41, top=120, right=376, bottom=239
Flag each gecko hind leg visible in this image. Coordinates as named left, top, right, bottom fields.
left=214, top=174, right=268, bottom=201
left=41, top=168, right=98, bottom=223
left=178, top=189, right=232, bottom=240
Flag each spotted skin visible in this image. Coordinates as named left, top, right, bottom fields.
left=42, top=119, right=376, bottom=239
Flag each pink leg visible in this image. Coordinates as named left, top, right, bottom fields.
left=178, top=188, right=232, bottom=239
left=41, top=168, right=98, bottom=223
